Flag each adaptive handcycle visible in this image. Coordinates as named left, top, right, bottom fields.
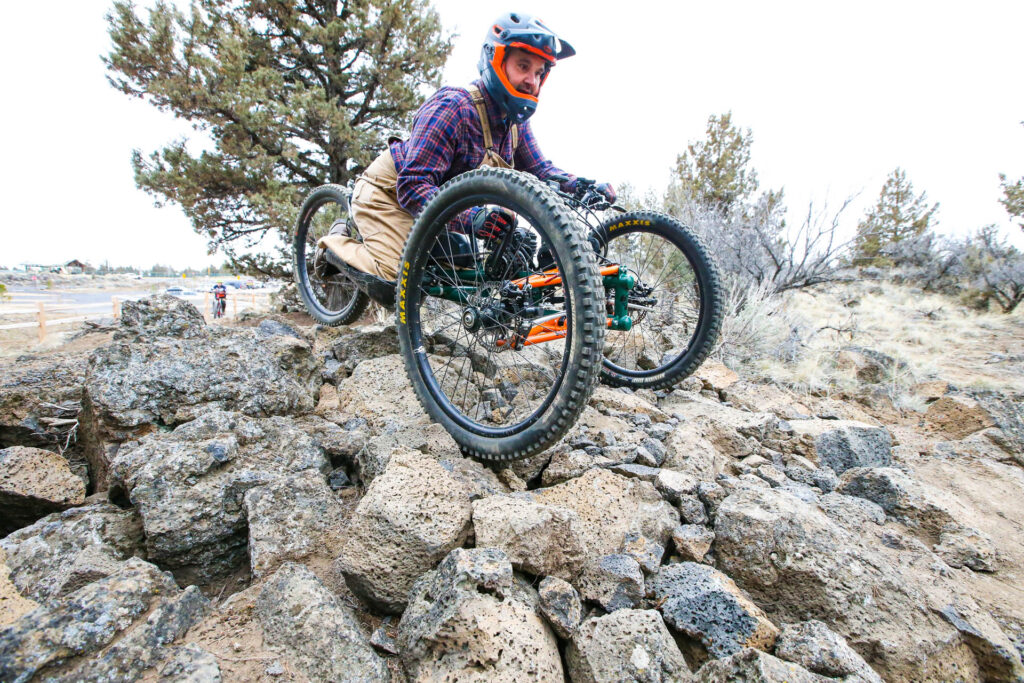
left=293, top=168, right=722, bottom=462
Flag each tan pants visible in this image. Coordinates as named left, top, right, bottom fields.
left=319, top=149, right=411, bottom=281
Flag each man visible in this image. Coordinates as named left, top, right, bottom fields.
left=318, top=12, right=614, bottom=294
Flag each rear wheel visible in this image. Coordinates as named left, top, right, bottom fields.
left=293, top=184, right=369, bottom=326
left=397, top=168, right=605, bottom=462
left=591, top=211, right=722, bottom=390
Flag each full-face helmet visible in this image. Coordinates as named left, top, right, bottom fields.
left=477, top=12, right=575, bottom=124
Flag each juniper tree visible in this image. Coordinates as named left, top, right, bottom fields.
left=105, top=0, right=452, bottom=275
left=853, top=168, right=939, bottom=266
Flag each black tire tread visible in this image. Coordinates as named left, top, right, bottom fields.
left=397, top=167, right=605, bottom=462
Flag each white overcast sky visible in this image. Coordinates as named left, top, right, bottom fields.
left=2, top=0, right=1022, bottom=269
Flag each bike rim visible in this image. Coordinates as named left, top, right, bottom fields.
left=296, top=196, right=361, bottom=318
left=597, top=228, right=705, bottom=379
left=406, top=195, right=573, bottom=437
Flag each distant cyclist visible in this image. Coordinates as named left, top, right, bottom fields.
left=212, top=282, right=227, bottom=318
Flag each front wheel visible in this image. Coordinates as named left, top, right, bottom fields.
left=591, top=211, right=722, bottom=390
left=397, top=168, right=606, bottom=462
left=293, top=184, right=369, bottom=326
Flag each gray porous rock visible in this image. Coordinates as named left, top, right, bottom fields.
left=472, top=495, right=587, bottom=581
left=0, top=557, right=180, bottom=683
left=0, top=502, right=144, bottom=605
left=933, top=524, right=997, bottom=572
left=81, top=297, right=322, bottom=489
left=713, top=486, right=1024, bottom=682
left=540, top=447, right=614, bottom=486
left=157, top=645, right=222, bottom=682
left=56, top=585, right=210, bottom=682
left=620, top=533, right=665, bottom=574
left=577, top=554, right=645, bottom=612
left=696, top=648, right=830, bottom=682
left=256, top=562, right=390, bottom=682
left=648, top=562, right=779, bottom=659
left=108, top=411, right=330, bottom=583
left=676, top=493, right=709, bottom=525
left=397, top=547, right=563, bottom=681
left=335, top=354, right=432, bottom=429
left=335, top=449, right=473, bottom=613
left=566, top=609, right=692, bottom=683
left=117, top=294, right=207, bottom=339
left=244, top=469, right=348, bottom=579
left=538, top=575, right=583, bottom=639
left=837, top=466, right=960, bottom=542
left=968, top=390, right=1024, bottom=466
left=774, top=619, right=883, bottom=682
left=0, top=446, right=86, bottom=534
left=609, top=463, right=662, bottom=482
left=357, top=420, right=460, bottom=484
left=438, top=457, right=511, bottom=500
left=653, top=468, right=699, bottom=505
left=530, top=468, right=679, bottom=564
left=815, top=492, right=886, bottom=530
left=836, top=346, right=908, bottom=384
left=671, top=524, right=715, bottom=563
left=330, top=322, right=401, bottom=376
left=787, top=420, right=892, bottom=474
left=0, top=352, right=88, bottom=453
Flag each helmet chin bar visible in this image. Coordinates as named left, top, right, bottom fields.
left=491, top=44, right=552, bottom=103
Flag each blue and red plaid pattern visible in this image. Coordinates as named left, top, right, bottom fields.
left=390, top=79, right=576, bottom=231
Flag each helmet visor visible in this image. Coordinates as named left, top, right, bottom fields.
left=500, top=28, right=563, bottom=62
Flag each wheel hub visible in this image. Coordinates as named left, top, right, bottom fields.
left=462, top=307, right=481, bottom=332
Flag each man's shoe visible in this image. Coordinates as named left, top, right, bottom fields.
left=323, top=250, right=397, bottom=310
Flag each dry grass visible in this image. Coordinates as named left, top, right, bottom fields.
left=719, top=279, right=1024, bottom=405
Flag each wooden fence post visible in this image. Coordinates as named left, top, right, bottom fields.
left=112, top=297, right=120, bottom=320
left=37, top=302, right=46, bottom=343
left=232, top=296, right=237, bottom=318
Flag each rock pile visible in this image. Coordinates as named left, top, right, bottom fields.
left=1, top=295, right=1022, bottom=682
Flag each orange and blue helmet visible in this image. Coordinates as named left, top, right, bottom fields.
left=477, top=12, right=575, bottom=124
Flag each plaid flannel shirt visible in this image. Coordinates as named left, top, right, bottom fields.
left=389, top=79, right=576, bottom=231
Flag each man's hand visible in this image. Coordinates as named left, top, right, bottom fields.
left=473, top=208, right=517, bottom=243
left=595, top=182, right=617, bottom=204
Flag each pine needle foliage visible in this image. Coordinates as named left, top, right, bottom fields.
left=104, top=0, right=453, bottom=276
left=853, top=167, right=938, bottom=266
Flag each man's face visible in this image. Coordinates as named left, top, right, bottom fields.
left=502, top=47, right=549, bottom=97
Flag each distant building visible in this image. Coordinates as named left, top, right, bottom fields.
left=64, top=259, right=90, bottom=274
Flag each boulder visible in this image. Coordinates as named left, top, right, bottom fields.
left=472, top=495, right=587, bottom=581
left=540, top=447, right=614, bottom=486
left=357, top=420, right=460, bottom=484
left=108, top=411, right=330, bottom=583
left=836, top=346, right=908, bottom=384
left=81, top=297, right=322, bottom=489
left=0, top=548, right=38, bottom=628
left=397, top=548, right=563, bottom=681
left=671, top=524, right=715, bottom=563
left=538, top=576, right=583, bottom=639
left=787, top=420, right=892, bottom=474
left=0, top=558, right=181, bottom=682
left=648, top=562, right=779, bottom=660
left=713, top=486, right=1024, bottom=681
left=577, top=554, right=645, bottom=612
left=530, top=468, right=679, bottom=563
left=256, top=562, right=390, bottom=682
left=774, top=620, right=883, bottom=682
left=620, top=533, right=665, bottom=574
left=243, top=469, right=347, bottom=579
left=694, top=360, right=740, bottom=392
left=837, top=467, right=961, bottom=543
left=0, top=446, right=85, bottom=534
left=0, top=502, right=144, bottom=605
left=0, top=352, right=87, bottom=453
left=330, top=323, right=401, bottom=377
left=566, top=609, right=691, bottom=683
left=335, top=449, right=473, bottom=613
left=335, top=354, right=428, bottom=428
left=588, top=386, right=671, bottom=424
left=57, top=585, right=210, bottom=682
left=654, top=468, right=699, bottom=505
left=933, top=524, right=996, bottom=572
left=697, top=648, right=829, bottom=682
